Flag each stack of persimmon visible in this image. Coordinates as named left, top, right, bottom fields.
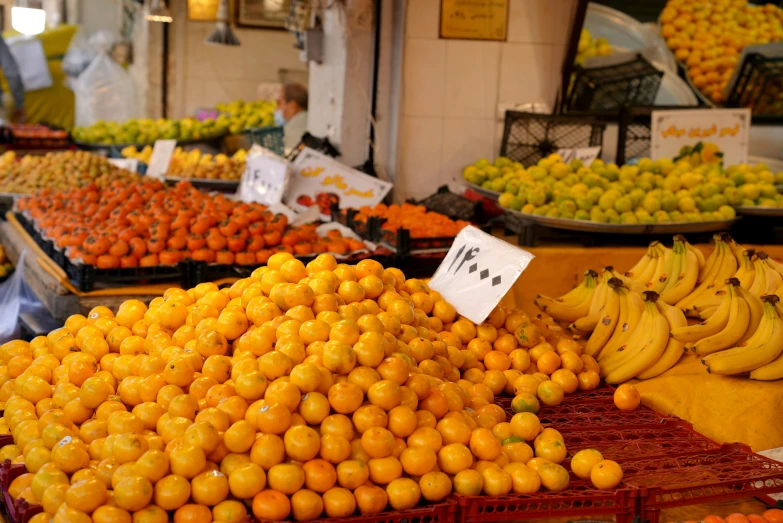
left=0, top=255, right=619, bottom=523
left=16, top=179, right=366, bottom=269
left=353, top=204, right=470, bottom=239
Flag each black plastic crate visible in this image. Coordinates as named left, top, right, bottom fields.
left=727, top=53, right=783, bottom=117
left=14, top=212, right=187, bottom=293
left=500, top=111, right=606, bottom=167
left=417, top=186, right=484, bottom=224
left=330, top=203, right=371, bottom=240
left=565, top=54, right=663, bottom=113
left=615, top=105, right=703, bottom=165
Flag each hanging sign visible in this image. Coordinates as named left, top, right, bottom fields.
left=428, top=226, right=535, bottom=324
left=146, top=139, right=177, bottom=179
left=650, top=109, right=751, bottom=166
left=287, top=148, right=393, bottom=216
left=440, top=0, right=509, bottom=41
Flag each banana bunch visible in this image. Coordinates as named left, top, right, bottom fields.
left=623, top=237, right=701, bottom=305
left=702, top=295, right=783, bottom=376
left=671, top=278, right=762, bottom=356
left=676, top=234, right=738, bottom=318
left=534, top=270, right=599, bottom=323
left=599, top=291, right=687, bottom=384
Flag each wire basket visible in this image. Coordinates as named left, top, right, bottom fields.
left=245, top=125, right=285, bottom=156
left=726, top=53, right=783, bottom=117
left=417, top=186, right=484, bottom=223
left=566, top=54, right=664, bottom=113
left=499, top=112, right=606, bottom=167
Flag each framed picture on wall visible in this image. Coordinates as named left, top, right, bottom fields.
left=236, top=0, right=290, bottom=29
left=188, top=0, right=235, bottom=21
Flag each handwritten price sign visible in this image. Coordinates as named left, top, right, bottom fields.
left=650, top=109, right=750, bottom=166
left=287, top=148, right=393, bottom=216
left=429, top=226, right=534, bottom=324
left=146, top=140, right=177, bottom=179
left=557, top=146, right=601, bottom=166
left=237, top=152, right=291, bottom=205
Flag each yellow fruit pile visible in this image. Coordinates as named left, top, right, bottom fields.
left=121, top=147, right=248, bottom=181
left=660, top=0, right=783, bottom=104
left=0, top=254, right=619, bottom=523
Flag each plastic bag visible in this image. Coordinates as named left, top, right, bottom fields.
left=62, top=29, right=97, bottom=78
left=0, top=251, right=47, bottom=344
left=74, top=50, right=137, bottom=127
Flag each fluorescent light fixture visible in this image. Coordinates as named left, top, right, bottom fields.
left=11, top=6, right=46, bottom=35
left=146, top=0, right=173, bottom=23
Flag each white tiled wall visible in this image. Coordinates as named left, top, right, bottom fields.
left=174, top=21, right=307, bottom=117
left=397, top=0, right=578, bottom=200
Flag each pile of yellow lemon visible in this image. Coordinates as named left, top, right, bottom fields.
left=0, top=254, right=621, bottom=523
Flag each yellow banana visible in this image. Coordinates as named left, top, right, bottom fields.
left=599, top=292, right=656, bottom=376
left=625, top=243, right=656, bottom=280
left=569, top=271, right=613, bottom=332
left=605, top=292, right=670, bottom=384
left=636, top=299, right=687, bottom=379
left=606, top=266, right=647, bottom=294
left=703, top=295, right=783, bottom=375
left=660, top=240, right=698, bottom=305
left=649, top=245, right=676, bottom=293
left=535, top=271, right=598, bottom=322
left=691, top=280, right=750, bottom=356
left=676, top=240, right=737, bottom=314
left=600, top=287, right=644, bottom=361
left=690, top=285, right=726, bottom=317
left=685, top=240, right=706, bottom=272
left=734, top=249, right=756, bottom=290
left=724, top=234, right=746, bottom=266
left=765, top=255, right=783, bottom=280
left=736, top=286, right=764, bottom=344
left=748, top=252, right=783, bottom=297
left=633, top=243, right=663, bottom=285
left=748, top=302, right=783, bottom=380
left=671, top=284, right=732, bottom=343
left=584, top=279, right=623, bottom=358
left=696, top=233, right=723, bottom=282
left=696, top=306, right=718, bottom=320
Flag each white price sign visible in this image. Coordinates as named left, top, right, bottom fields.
left=238, top=153, right=290, bottom=205
left=429, top=226, right=535, bottom=324
left=146, top=140, right=177, bottom=179
left=557, top=146, right=601, bottom=166
left=287, top=148, right=393, bottom=215
left=108, top=158, right=139, bottom=173
left=650, top=109, right=751, bottom=165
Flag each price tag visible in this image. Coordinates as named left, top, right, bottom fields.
left=146, top=140, right=177, bottom=179
left=238, top=153, right=290, bottom=205
left=108, top=158, right=139, bottom=173
left=557, top=146, right=601, bottom=166
left=429, top=226, right=534, bottom=324
left=650, top=108, right=751, bottom=165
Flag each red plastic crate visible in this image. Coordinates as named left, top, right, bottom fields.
left=1, top=460, right=42, bottom=523
left=286, top=500, right=457, bottom=523
left=622, top=444, right=783, bottom=523
left=562, top=420, right=723, bottom=462
left=494, top=399, right=673, bottom=432
left=453, top=481, right=637, bottom=523
left=496, top=384, right=617, bottom=408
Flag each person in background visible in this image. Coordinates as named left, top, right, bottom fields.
left=275, top=83, right=308, bottom=153
left=0, top=37, right=24, bottom=122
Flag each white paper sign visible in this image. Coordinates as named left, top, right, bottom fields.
left=108, top=158, right=139, bottom=173
left=428, top=226, right=535, bottom=324
left=238, top=153, right=290, bottom=205
left=146, top=140, right=177, bottom=179
left=650, top=109, right=751, bottom=166
left=287, top=148, right=393, bottom=215
left=557, top=146, right=601, bottom=166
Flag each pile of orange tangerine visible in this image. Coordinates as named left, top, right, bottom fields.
left=0, top=254, right=621, bottom=523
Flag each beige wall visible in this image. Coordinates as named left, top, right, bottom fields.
left=396, top=0, right=579, bottom=200
left=171, top=4, right=307, bottom=118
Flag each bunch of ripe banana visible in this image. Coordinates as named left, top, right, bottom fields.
left=534, top=233, right=783, bottom=382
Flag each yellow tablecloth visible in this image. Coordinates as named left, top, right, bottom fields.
left=503, top=245, right=783, bottom=452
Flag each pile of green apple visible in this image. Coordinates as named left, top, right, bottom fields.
left=463, top=154, right=783, bottom=224
left=73, top=117, right=228, bottom=145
